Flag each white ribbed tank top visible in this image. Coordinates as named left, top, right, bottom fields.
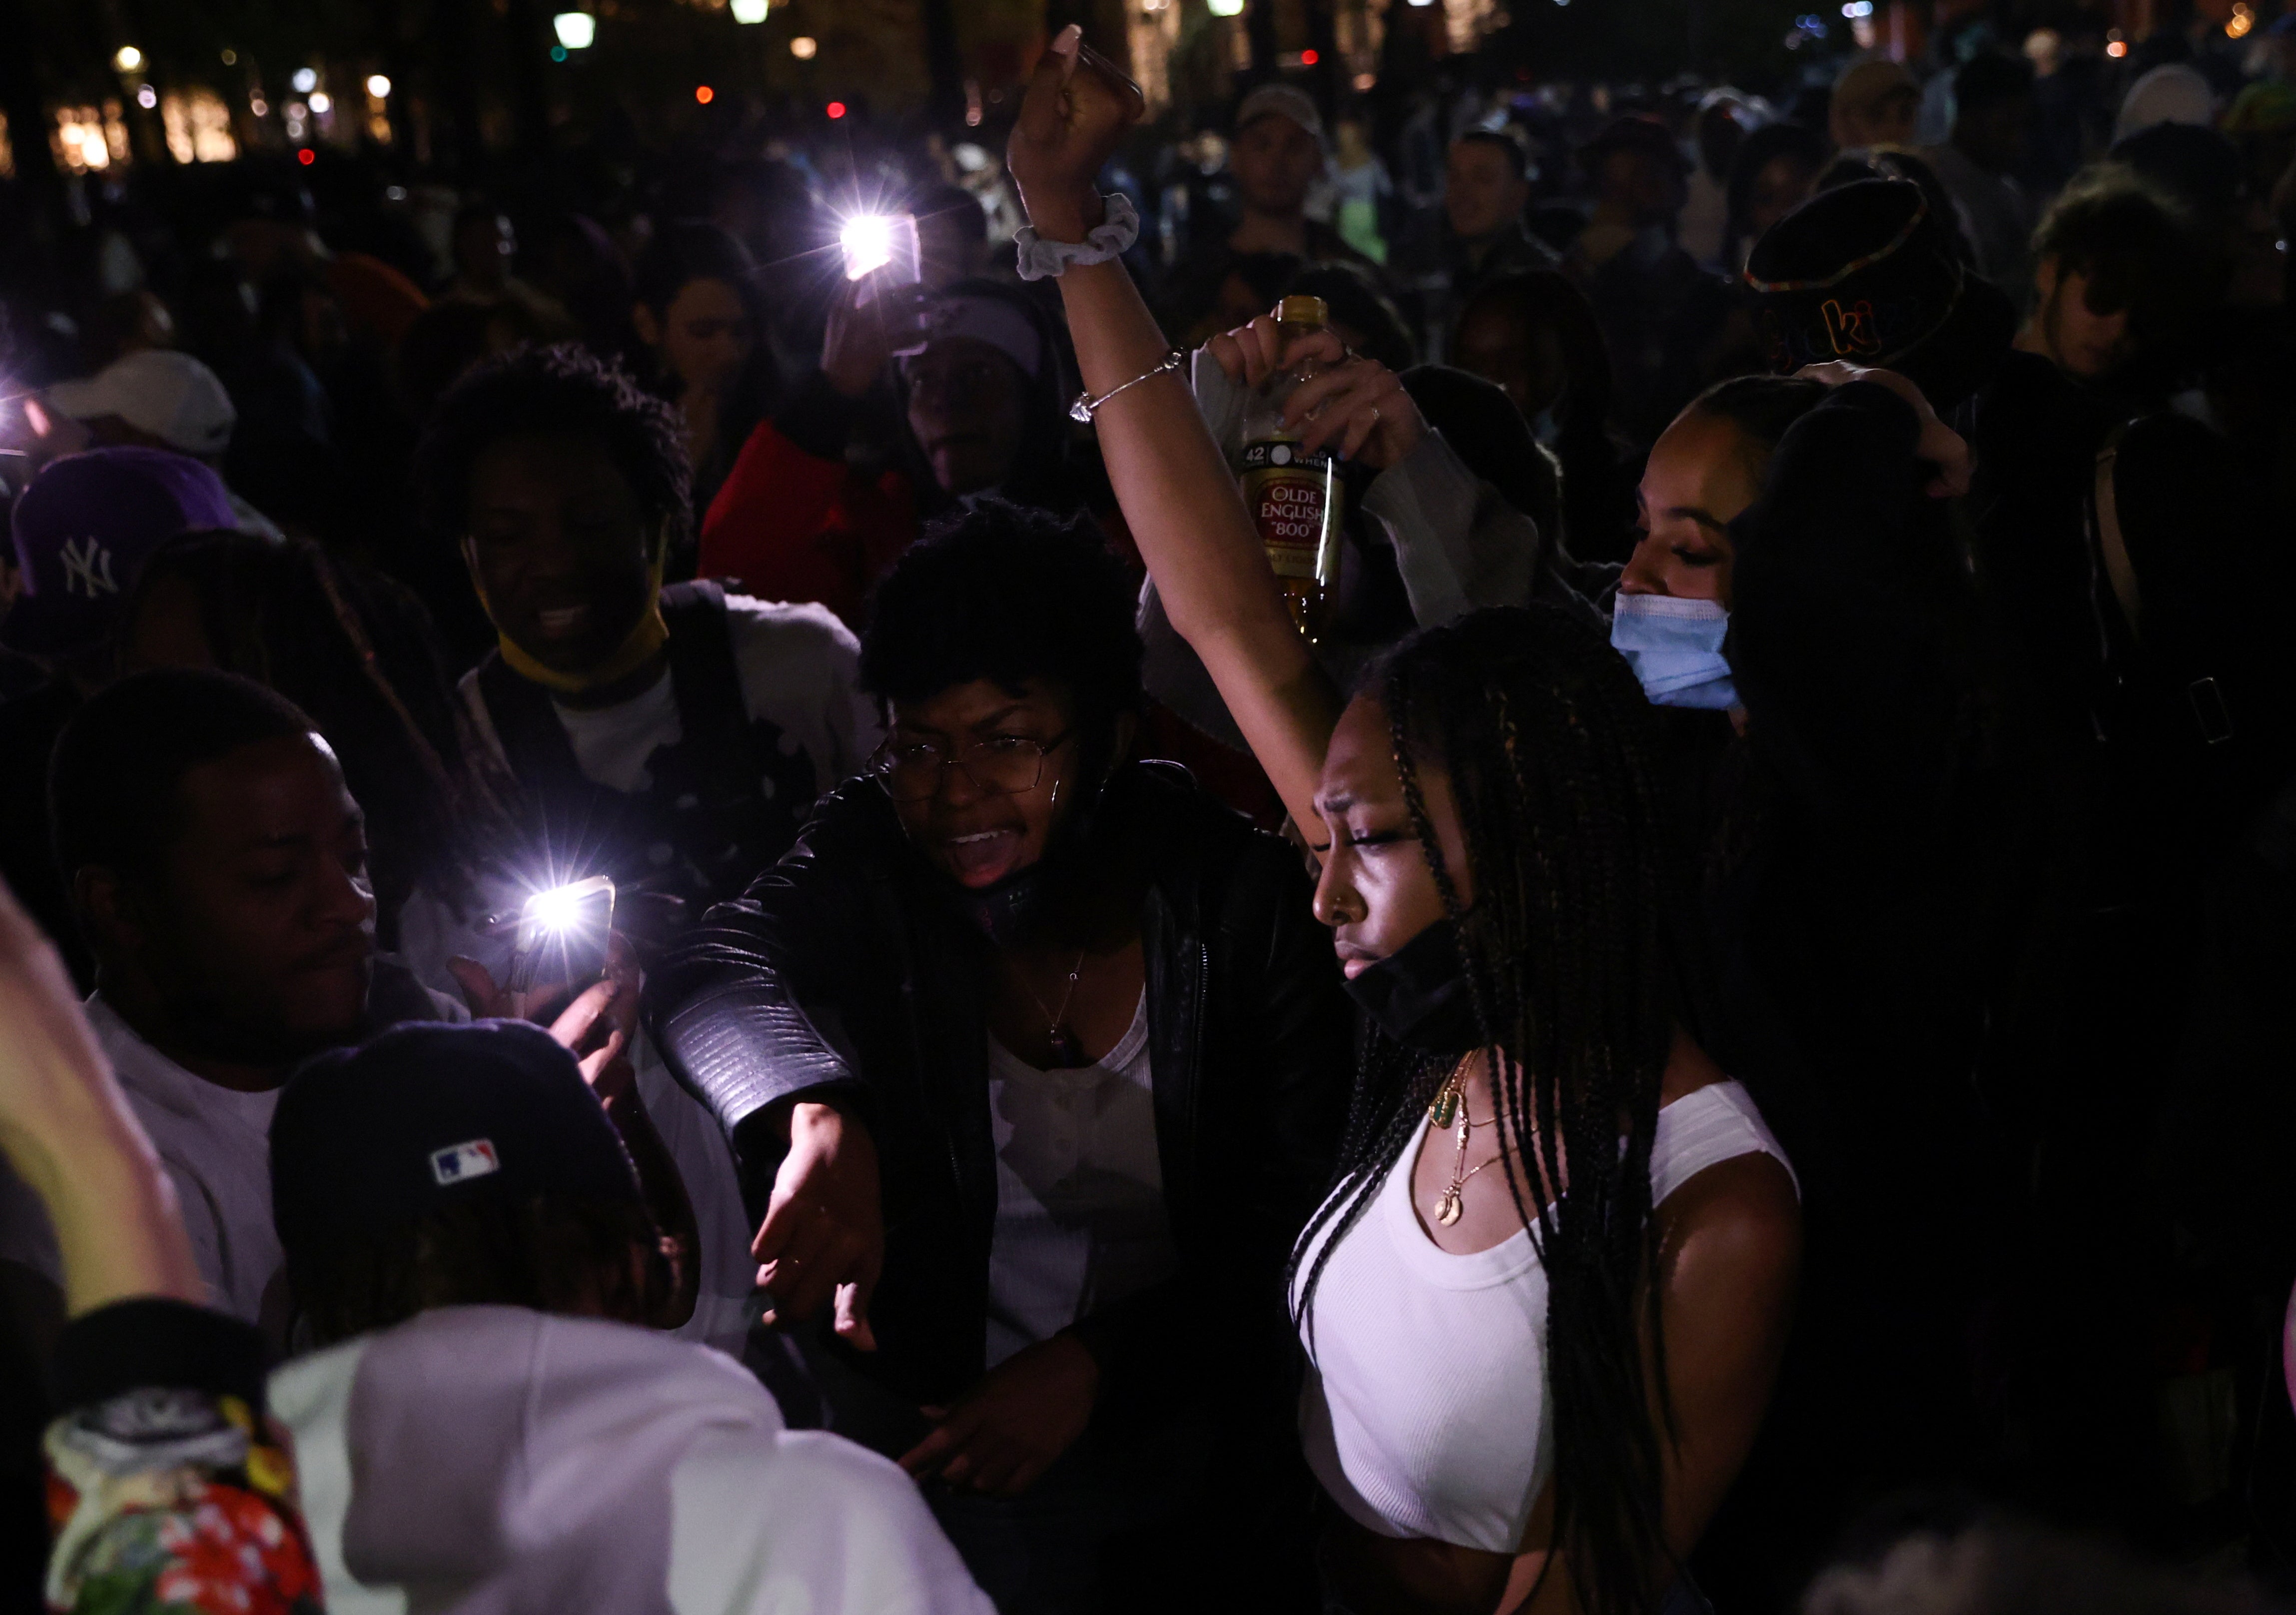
left=1293, top=1079, right=1795, bottom=1554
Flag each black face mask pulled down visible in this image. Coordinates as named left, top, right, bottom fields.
left=1341, top=916, right=1483, bottom=1057
left=948, top=739, right=1124, bottom=949
left=958, top=853, right=1072, bottom=948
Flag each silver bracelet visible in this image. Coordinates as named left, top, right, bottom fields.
left=1070, top=348, right=1185, bottom=424
left=1014, top=192, right=1140, bottom=282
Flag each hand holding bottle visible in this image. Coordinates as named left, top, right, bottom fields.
left=1204, top=318, right=1427, bottom=472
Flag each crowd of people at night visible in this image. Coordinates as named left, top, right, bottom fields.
left=3, top=4, right=2296, bottom=1612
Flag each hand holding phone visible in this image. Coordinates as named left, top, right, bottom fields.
left=507, top=875, right=616, bottom=997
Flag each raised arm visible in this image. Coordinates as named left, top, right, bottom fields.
left=0, top=876, right=200, bottom=1319
left=1007, top=28, right=1339, bottom=830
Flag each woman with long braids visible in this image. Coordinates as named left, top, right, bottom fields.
left=1003, top=34, right=1801, bottom=1615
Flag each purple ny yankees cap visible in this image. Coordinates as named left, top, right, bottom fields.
left=1, top=446, right=235, bottom=658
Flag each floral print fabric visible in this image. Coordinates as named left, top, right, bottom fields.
left=44, top=1386, right=320, bottom=1615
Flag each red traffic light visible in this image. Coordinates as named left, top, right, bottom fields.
left=696, top=84, right=715, bottom=104
left=827, top=100, right=847, bottom=118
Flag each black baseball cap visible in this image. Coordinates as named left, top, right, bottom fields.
left=1744, top=177, right=2016, bottom=410
left=270, top=1020, right=643, bottom=1267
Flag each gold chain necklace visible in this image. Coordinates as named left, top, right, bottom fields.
left=1425, top=1069, right=1501, bottom=1227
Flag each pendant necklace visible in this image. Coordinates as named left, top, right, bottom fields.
left=1018, top=947, right=1090, bottom=1066
left=1426, top=1068, right=1497, bottom=1227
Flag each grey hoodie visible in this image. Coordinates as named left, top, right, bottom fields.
left=269, top=1305, right=991, bottom=1615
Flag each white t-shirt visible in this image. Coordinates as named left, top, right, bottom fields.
left=1293, top=1079, right=1796, bottom=1553
left=983, top=994, right=1178, bottom=1367
left=0, top=996, right=756, bottom=1361
left=457, top=593, right=880, bottom=800
left=629, top=1028, right=765, bottom=1358
left=0, top=997, right=287, bottom=1326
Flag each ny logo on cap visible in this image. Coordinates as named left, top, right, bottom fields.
left=430, top=1138, right=501, bottom=1184
left=58, top=537, right=117, bottom=598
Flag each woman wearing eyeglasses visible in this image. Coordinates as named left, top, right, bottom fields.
left=651, top=498, right=1351, bottom=1612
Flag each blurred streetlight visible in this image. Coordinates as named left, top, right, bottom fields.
left=114, top=45, right=144, bottom=71
left=309, top=91, right=332, bottom=112
left=732, top=0, right=769, bottom=20
left=367, top=74, right=392, bottom=98
left=292, top=67, right=319, bottom=92
left=1207, top=0, right=1243, bottom=15
left=553, top=12, right=597, bottom=48
left=790, top=34, right=818, bottom=56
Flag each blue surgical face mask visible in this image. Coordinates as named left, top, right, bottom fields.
left=1610, top=591, right=1740, bottom=710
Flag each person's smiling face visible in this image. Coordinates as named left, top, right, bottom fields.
left=463, top=431, right=658, bottom=676
left=884, top=677, right=1083, bottom=889
left=1309, top=694, right=1473, bottom=976
left=1619, top=407, right=1762, bottom=607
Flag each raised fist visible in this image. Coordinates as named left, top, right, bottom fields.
left=1006, top=24, right=1146, bottom=245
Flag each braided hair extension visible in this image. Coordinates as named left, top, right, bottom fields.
left=1289, top=604, right=1686, bottom=1615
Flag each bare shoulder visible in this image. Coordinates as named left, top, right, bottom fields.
left=1650, top=1030, right=1800, bottom=1274
left=1655, top=1151, right=1801, bottom=1304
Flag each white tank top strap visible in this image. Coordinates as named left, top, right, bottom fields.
left=1647, top=1079, right=1798, bottom=1206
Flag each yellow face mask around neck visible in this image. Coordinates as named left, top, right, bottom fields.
left=467, top=533, right=671, bottom=697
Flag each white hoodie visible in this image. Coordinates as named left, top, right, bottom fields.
left=268, top=1305, right=992, bottom=1615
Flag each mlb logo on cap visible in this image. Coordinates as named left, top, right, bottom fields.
left=272, top=1022, right=647, bottom=1266
left=431, top=1139, right=502, bottom=1185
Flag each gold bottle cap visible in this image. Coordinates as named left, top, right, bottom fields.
left=1274, top=294, right=1329, bottom=326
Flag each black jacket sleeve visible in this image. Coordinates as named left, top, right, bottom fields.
left=646, top=784, right=886, bottom=1156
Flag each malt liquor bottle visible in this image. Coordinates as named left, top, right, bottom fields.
left=1238, top=295, right=1345, bottom=640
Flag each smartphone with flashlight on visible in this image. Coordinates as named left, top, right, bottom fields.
left=840, top=212, right=922, bottom=291
left=839, top=212, right=931, bottom=355
left=507, top=875, right=616, bottom=999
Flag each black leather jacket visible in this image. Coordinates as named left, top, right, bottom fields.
left=648, top=761, right=1352, bottom=1423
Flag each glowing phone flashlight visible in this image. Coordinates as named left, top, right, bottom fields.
left=839, top=212, right=921, bottom=286
left=507, top=875, right=615, bottom=995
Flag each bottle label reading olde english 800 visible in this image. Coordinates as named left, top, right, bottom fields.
left=1240, top=439, right=1335, bottom=579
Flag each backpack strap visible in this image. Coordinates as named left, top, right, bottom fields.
left=660, top=580, right=766, bottom=803
left=473, top=647, right=590, bottom=792
left=2086, top=420, right=2235, bottom=750
left=2092, top=430, right=2143, bottom=644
